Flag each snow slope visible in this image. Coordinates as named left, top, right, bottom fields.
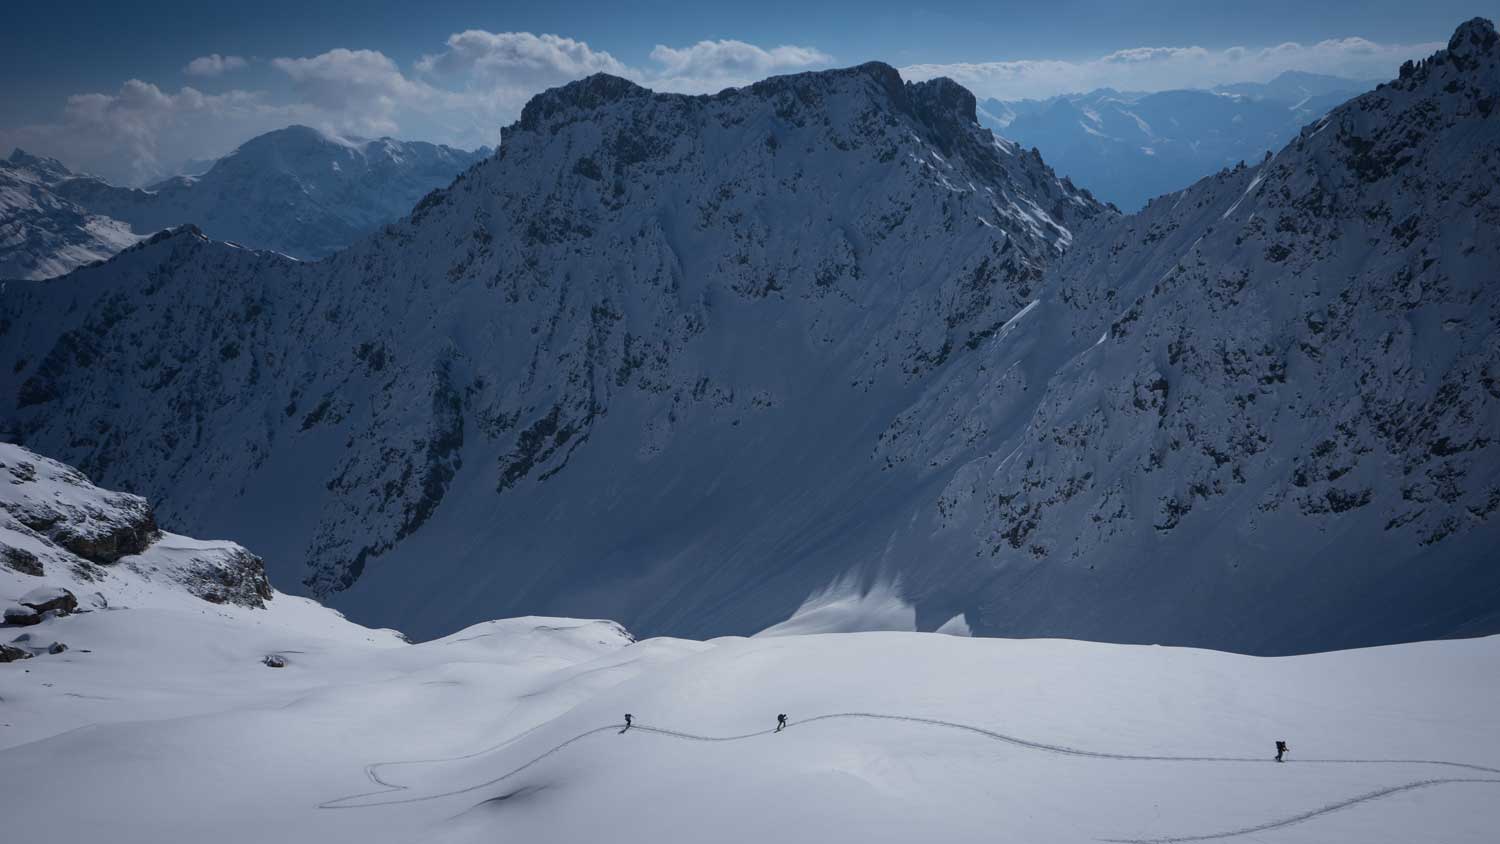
left=1, top=444, right=1496, bottom=842
left=2, top=601, right=1497, bottom=843
left=893, top=18, right=1500, bottom=654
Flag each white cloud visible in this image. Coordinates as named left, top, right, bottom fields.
left=417, top=31, right=629, bottom=86
left=645, top=40, right=833, bottom=92
left=900, top=36, right=1441, bottom=101
left=0, top=79, right=303, bottom=185
left=270, top=48, right=437, bottom=137
left=183, top=54, right=249, bottom=77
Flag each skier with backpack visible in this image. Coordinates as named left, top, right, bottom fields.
left=775, top=714, right=788, bottom=733
left=1275, top=740, right=1289, bottom=762
left=621, top=714, right=633, bottom=734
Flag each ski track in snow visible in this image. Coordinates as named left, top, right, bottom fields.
left=1103, top=778, right=1500, bottom=843
left=318, top=711, right=1500, bottom=839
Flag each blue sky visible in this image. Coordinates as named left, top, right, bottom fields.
left=2, top=0, right=1491, bottom=184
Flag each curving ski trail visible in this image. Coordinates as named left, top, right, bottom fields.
left=1104, top=777, right=1500, bottom=843
left=318, top=710, right=1500, bottom=842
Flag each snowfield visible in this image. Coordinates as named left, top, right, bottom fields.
left=2, top=596, right=1497, bottom=843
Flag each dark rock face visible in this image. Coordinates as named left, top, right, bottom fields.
left=3, top=606, right=40, bottom=626
left=51, top=511, right=159, bottom=565
left=1, top=544, right=43, bottom=576
left=183, top=548, right=274, bottom=608
left=1, top=453, right=159, bottom=565
left=0, top=642, right=33, bottom=662
left=262, top=654, right=287, bottom=668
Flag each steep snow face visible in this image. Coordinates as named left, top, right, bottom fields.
left=0, top=63, right=1103, bottom=641
left=890, top=18, right=1500, bottom=653
left=0, top=151, right=141, bottom=280
left=50, top=125, right=492, bottom=260
left=984, top=71, right=1375, bottom=210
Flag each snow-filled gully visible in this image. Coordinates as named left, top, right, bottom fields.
left=319, top=712, right=1500, bottom=840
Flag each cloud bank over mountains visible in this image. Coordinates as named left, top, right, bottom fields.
left=0, top=28, right=1433, bottom=186
left=900, top=35, right=1439, bottom=100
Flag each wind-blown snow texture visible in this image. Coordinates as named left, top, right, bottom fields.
left=2, top=22, right=1498, bottom=652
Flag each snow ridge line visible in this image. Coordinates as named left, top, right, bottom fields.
left=317, top=711, right=1500, bottom=810
left=1102, top=778, right=1500, bottom=843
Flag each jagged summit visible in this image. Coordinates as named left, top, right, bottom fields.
left=1394, top=16, right=1498, bottom=86
left=1449, top=16, right=1497, bottom=56
left=4, top=148, right=76, bottom=184
left=517, top=73, right=653, bottom=130
left=515, top=62, right=982, bottom=144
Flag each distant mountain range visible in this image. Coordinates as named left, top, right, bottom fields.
left=0, top=151, right=142, bottom=281
left=1, top=127, right=490, bottom=279
left=980, top=71, right=1378, bottom=209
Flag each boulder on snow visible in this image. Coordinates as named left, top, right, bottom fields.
left=0, top=642, right=32, bottom=662
left=47, top=642, right=67, bottom=655
left=0, top=447, right=159, bottom=565
left=3, top=606, right=40, bottom=626
left=19, top=587, right=77, bottom=615
left=262, top=654, right=287, bottom=668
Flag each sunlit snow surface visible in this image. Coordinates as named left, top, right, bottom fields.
left=2, top=587, right=1496, bottom=843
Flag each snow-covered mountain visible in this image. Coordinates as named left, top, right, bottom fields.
left=1, top=128, right=490, bottom=279
left=0, top=150, right=141, bottom=280
left=981, top=71, right=1374, bottom=210
left=1, top=20, right=1496, bottom=654
left=0, top=63, right=1104, bottom=642
left=50, top=125, right=492, bottom=260
left=903, top=18, right=1500, bottom=653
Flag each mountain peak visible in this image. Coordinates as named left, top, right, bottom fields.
left=1449, top=17, right=1498, bottom=57
left=518, top=73, right=651, bottom=131
left=5, top=148, right=75, bottom=181
left=908, top=76, right=978, bottom=129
